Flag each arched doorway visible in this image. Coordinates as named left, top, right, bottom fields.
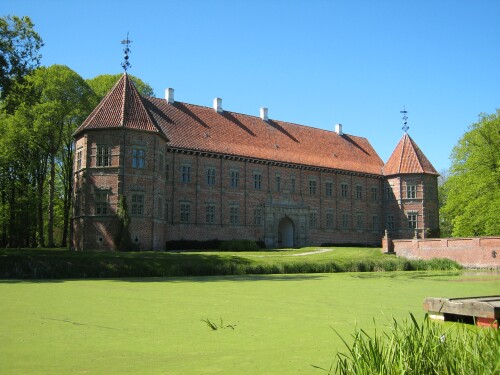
left=278, top=217, right=294, bottom=248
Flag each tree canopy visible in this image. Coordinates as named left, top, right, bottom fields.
left=86, top=73, right=154, bottom=101
left=0, top=15, right=43, bottom=100
left=440, top=109, right=500, bottom=236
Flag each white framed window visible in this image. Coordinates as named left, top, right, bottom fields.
left=206, top=205, right=215, bottom=223
left=131, top=194, right=144, bottom=215
left=230, top=170, right=239, bottom=188
left=356, top=213, right=364, bottom=230
left=326, top=212, right=334, bottom=228
left=387, top=215, right=395, bottom=229
left=309, top=212, right=317, bottom=228
left=206, top=167, right=216, bottom=186
left=341, top=183, right=348, bottom=198
left=97, top=146, right=111, bottom=167
left=253, top=208, right=262, bottom=225
left=371, top=187, right=377, bottom=201
left=342, top=213, right=349, bottom=229
left=325, top=182, right=333, bottom=197
left=229, top=206, right=239, bottom=225
left=406, top=185, right=417, bottom=199
left=356, top=185, right=363, bottom=200
left=309, top=180, right=317, bottom=195
left=408, top=212, right=418, bottom=229
left=181, top=165, right=191, bottom=183
left=76, top=148, right=83, bottom=170
left=254, top=173, right=262, bottom=190
left=94, top=190, right=110, bottom=215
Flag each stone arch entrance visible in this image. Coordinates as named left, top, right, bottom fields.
left=278, top=217, right=294, bottom=248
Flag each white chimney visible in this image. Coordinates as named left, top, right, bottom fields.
left=335, top=123, right=343, bottom=135
left=213, top=97, right=223, bottom=113
left=165, top=88, right=174, bottom=104
left=260, top=107, right=268, bottom=121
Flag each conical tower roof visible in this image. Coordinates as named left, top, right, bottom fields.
left=74, top=73, right=164, bottom=136
left=383, top=133, right=438, bottom=176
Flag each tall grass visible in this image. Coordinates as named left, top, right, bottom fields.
left=328, top=314, right=499, bottom=375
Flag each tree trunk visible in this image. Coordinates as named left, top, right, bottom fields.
left=47, top=154, right=55, bottom=247
left=36, top=178, right=45, bottom=247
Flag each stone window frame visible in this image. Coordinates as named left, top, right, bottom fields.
left=131, top=193, right=145, bottom=216
left=180, top=164, right=191, bottom=183
left=386, top=184, right=394, bottom=200
left=132, top=147, right=145, bottom=169
left=275, top=174, right=282, bottom=192
left=290, top=177, right=296, bottom=193
left=205, top=204, right=216, bottom=223
left=206, top=166, right=216, bottom=186
left=355, top=185, right=363, bottom=200
left=406, top=184, right=417, bottom=199
left=407, top=211, right=418, bottom=229
left=229, top=205, right=239, bottom=225
left=371, top=186, right=378, bottom=201
left=325, top=181, right=333, bottom=197
left=253, top=172, right=263, bottom=190
left=76, top=147, right=83, bottom=170
left=371, top=215, right=379, bottom=231
left=94, top=189, right=111, bottom=215
left=229, top=169, right=239, bottom=189
left=309, top=179, right=317, bottom=195
left=341, top=182, right=349, bottom=198
left=96, top=145, right=111, bottom=167
left=180, top=202, right=191, bottom=223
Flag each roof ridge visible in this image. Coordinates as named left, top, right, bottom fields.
left=408, top=134, right=425, bottom=173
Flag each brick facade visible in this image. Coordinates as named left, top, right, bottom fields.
left=72, top=74, right=439, bottom=251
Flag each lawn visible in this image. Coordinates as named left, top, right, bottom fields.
left=1, top=271, right=498, bottom=374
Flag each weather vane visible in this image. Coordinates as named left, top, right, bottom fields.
left=121, top=33, right=132, bottom=72
left=400, top=106, right=409, bottom=132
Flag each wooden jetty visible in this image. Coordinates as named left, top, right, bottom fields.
left=423, top=296, right=499, bottom=328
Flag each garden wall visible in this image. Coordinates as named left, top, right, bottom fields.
left=383, top=236, right=500, bottom=268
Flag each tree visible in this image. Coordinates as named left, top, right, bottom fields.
left=440, top=110, right=500, bottom=236
left=86, top=73, right=154, bottom=102
left=0, top=15, right=43, bottom=103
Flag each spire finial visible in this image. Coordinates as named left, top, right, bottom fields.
left=121, top=32, right=132, bottom=72
left=400, top=106, right=409, bottom=132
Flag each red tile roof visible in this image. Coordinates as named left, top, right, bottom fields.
left=383, top=133, right=438, bottom=176
left=77, top=74, right=423, bottom=176
left=75, top=73, right=163, bottom=136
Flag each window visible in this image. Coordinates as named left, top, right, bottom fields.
left=356, top=185, right=363, bottom=199
left=230, top=170, right=239, bottom=188
left=386, top=185, right=393, bottom=200
left=94, top=190, right=110, bottom=215
left=356, top=213, right=364, bottom=230
left=309, top=212, right=317, bottom=228
left=309, top=180, right=317, bottom=195
left=131, top=194, right=144, bottom=216
left=372, top=215, right=379, bottom=230
left=325, top=182, right=333, bottom=197
left=132, top=148, right=145, bottom=169
left=97, top=146, right=111, bottom=167
left=342, top=213, right=349, bottom=229
left=290, top=177, right=296, bottom=193
left=326, top=212, right=334, bottom=228
left=371, top=187, right=378, bottom=201
left=180, top=203, right=191, bottom=223
left=181, top=165, right=191, bottom=183
left=275, top=175, right=281, bottom=192
left=229, top=206, right=239, bottom=225
left=406, top=185, right=417, bottom=199
left=206, top=167, right=216, bottom=186
left=254, top=173, right=262, bottom=190
left=206, top=205, right=215, bottom=223
left=341, top=183, right=348, bottom=198
left=165, top=164, right=170, bottom=181
left=253, top=208, right=262, bottom=225
left=76, top=148, right=83, bottom=170
left=387, top=215, right=395, bottom=229
left=408, top=213, right=418, bottom=229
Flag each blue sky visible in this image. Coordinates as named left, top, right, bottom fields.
left=2, top=0, right=499, bottom=172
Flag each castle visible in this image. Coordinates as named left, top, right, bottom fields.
left=72, top=73, right=439, bottom=251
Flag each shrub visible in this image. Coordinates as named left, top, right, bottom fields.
left=329, top=313, right=500, bottom=375
left=219, top=240, right=259, bottom=252
left=165, top=239, right=222, bottom=251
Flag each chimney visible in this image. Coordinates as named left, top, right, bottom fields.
left=335, top=123, right=343, bottom=135
left=165, top=88, right=174, bottom=104
left=260, top=107, right=268, bottom=121
left=213, top=97, right=223, bottom=113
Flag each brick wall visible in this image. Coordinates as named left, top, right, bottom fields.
left=385, top=236, right=500, bottom=268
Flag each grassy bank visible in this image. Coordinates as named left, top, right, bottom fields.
left=0, top=247, right=461, bottom=279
